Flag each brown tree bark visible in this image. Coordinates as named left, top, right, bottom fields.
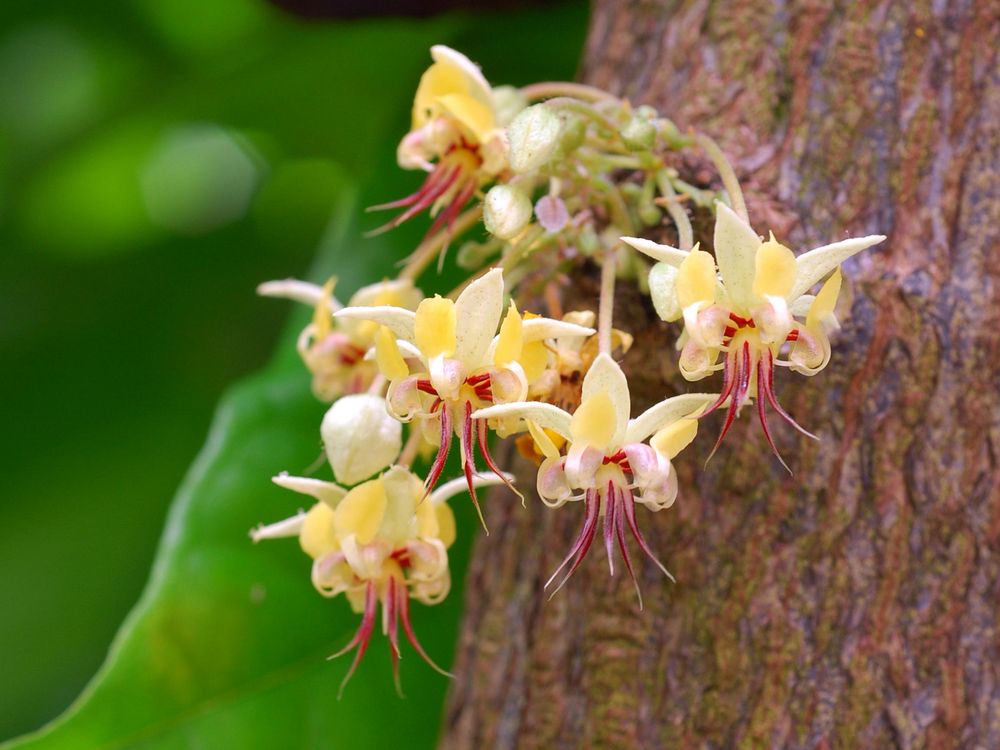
left=441, top=2, right=1000, bottom=748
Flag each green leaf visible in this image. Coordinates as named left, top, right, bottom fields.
left=3, top=177, right=467, bottom=750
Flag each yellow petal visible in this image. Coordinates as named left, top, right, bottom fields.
left=752, top=232, right=797, bottom=299
left=375, top=325, right=409, bottom=381
left=414, top=484, right=456, bottom=547
left=333, top=478, right=387, bottom=545
left=493, top=301, right=523, bottom=366
left=436, top=92, right=496, bottom=144
left=520, top=340, right=549, bottom=384
left=526, top=419, right=561, bottom=460
left=570, top=391, right=617, bottom=451
left=650, top=418, right=698, bottom=459
left=412, top=61, right=467, bottom=129
left=312, top=277, right=337, bottom=339
left=414, top=295, right=456, bottom=359
left=299, top=502, right=339, bottom=559
left=807, top=268, right=842, bottom=329
left=676, top=248, right=717, bottom=309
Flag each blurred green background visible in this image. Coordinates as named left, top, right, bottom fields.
left=0, top=0, right=586, bottom=745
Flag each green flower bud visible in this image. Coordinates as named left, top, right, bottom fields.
left=622, top=116, right=656, bottom=151
left=507, top=104, right=561, bottom=173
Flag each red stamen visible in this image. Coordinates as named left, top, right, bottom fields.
left=461, top=400, right=488, bottom=531
left=366, top=163, right=462, bottom=235
left=547, top=488, right=601, bottom=596
left=332, top=580, right=378, bottom=698
left=700, top=349, right=737, bottom=418
left=424, top=405, right=452, bottom=495
left=386, top=576, right=403, bottom=696
left=398, top=582, right=452, bottom=677
left=415, top=379, right=438, bottom=395
left=621, top=488, right=674, bottom=582
left=476, top=418, right=520, bottom=499
left=611, top=485, right=643, bottom=609
left=759, top=349, right=818, bottom=441
left=756, top=356, right=792, bottom=474
left=705, top=343, right=751, bottom=463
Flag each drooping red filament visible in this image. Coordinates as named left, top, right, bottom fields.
left=546, top=482, right=674, bottom=605
left=367, top=146, right=481, bottom=237
left=332, top=575, right=451, bottom=696
left=698, top=320, right=819, bottom=467
left=418, top=373, right=515, bottom=530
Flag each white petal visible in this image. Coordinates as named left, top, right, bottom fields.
left=271, top=473, right=347, bottom=508
left=581, top=353, right=629, bottom=447
left=790, top=294, right=815, bottom=318
left=347, top=278, right=422, bottom=309
left=454, top=268, right=505, bottom=367
left=472, top=401, right=573, bottom=438
left=521, top=317, right=595, bottom=342
left=625, top=393, right=719, bottom=444
left=789, top=234, right=886, bottom=300
left=321, top=395, right=402, bottom=486
left=620, top=236, right=688, bottom=267
left=257, top=279, right=333, bottom=308
left=429, top=472, right=516, bottom=505
left=334, top=306, right=416, bottom=343
left=250, top=512, right=306, bottom=542
left=713, top=201, right=760, bottom=310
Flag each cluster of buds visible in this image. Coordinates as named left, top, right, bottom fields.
left=253, top=45, right=884, bottom=691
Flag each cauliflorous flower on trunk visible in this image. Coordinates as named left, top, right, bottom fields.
left=370, top=45, right=513, bottom=236
left=251, top=467, right=510, bottom=693
left=622, top=203, right=885, bottom=466
left=334, top=268, right=593, bottom=525
left=258, top=277, right=422, bottom=401
left=474, top=353, right=716, bottom=605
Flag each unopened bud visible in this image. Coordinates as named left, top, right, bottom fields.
left=483, top=184, right=532, bottom=239
left=321, top=394, right=401, bottom=486
left=622, top=116, right=656, bottom=151
left=507, top=104, right=561, bottom=173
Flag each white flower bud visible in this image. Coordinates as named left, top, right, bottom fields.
left=483, top=184, right=532, bottom=239
left=321, top=394, right=401, bottom=486
left=507, top=104, right=561, bottom=173
left=648, top=262, right=682, bottom=322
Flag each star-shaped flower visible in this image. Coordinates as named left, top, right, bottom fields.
left=474, top=353, right=716, bottom=604
left=623, top=202, right=885, bottom=467
left=252, top=466, right=510, bottom=693
left=371, top=46, right=516, bottom=236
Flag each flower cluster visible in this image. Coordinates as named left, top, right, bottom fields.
left=253, top=45, right=885, bottom=691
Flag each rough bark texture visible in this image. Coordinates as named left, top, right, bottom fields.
left=442, top=2, right=1000, bottom=748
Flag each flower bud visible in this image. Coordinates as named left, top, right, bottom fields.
left=483, top=184, right=532, bottom=239
left=321, top=394, right=401, bottom=486
left=621, top=116, right=656, bottom=151
left=534, top=194, right=569, bottom=233
left=648, top=262, right=682, bottom=322
left=507, top=104, right=561, bottom=173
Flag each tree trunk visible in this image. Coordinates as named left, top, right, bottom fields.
left=441, top=2, right=1000, bottom=748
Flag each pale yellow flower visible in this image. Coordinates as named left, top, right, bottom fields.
left=371, top=45, right=514, bottom=235
left=623, top=202, right=885, bottom=466
left=475, top=353, right=716, bottom=604
left=335, top=268, right=592, bottom=524
left=258, top=277, right=422, bottom=401
left=252, top=467, right=509, bottom=692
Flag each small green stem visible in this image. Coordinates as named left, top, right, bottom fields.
left=656, top=170, right=694, bottom=250
left=598, top=247, right=618, bottom=356
left=519, top=82, right=618, bottom=103
left=696, top=133, right=748, bottom=222
left=397, top=206, right=483, bottom=281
